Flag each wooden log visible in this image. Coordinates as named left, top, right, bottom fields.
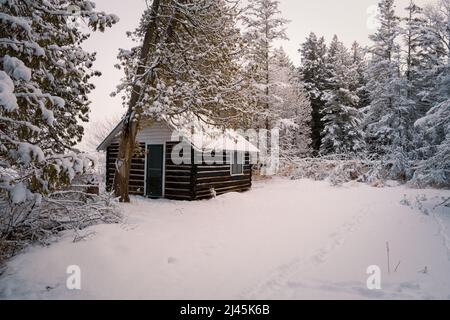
left=196, top=174, right=251, bottom=184
left=165, top=169, right=191, bottom=175
left=165, top=176, right=191, bottom=182
left=164, top=188, right=192, bottom=197
left=196, top=180, right=251, bottom=192
left=195, top=185, right=251, bottom=200
left=165, top=194, right=192, bottom=200
left=196, top=183, right=251, bottom=195
left=196, top=166, right=231, bottom=172
left=196, top=169, right=251, bottom=178
left=165, top=182, right=191, bottom=189
left=165, top=165, right=193, bottom=170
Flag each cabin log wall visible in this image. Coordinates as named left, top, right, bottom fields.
left=192, top=151, right=252, bottom=200
left=164, top=141, right=194, bottom=200
left=163, top=145, right=252, bottom=201
left=106, top=143, right=146, bottom=196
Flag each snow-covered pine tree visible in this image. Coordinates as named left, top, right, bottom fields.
left=364, top=1, right=404, bottom=150
left=241, top=0, right=289, bottom=131
left=113, top=0, right=249, bottom=202
left=396, top=1, right=429, bottom=167
left=0, top=0, right=118, bottom=202
left=413, top=99, right=450, bottom=188
left=365, top=0, right=420, bottom=180
left=298, top=32, right=328, bottom=154
left=403, top=1, right=422, bottom=94
left=412, top=0, right=450, bottom=187
left=412, top=0, right=450, bottom=115
left=320, top=36, right=365, bottom=155
left=269, top=47, right=312, bottom=158
left=351, top=41, right=370, bottom=109
left=400, top=1, right=429, bottom=149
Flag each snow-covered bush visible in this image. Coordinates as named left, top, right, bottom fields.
left=283, top=155, right=389, bottom=187
left=410, top=100, right=450, bottom=189
left=283, top=152, right=450, bottom=190
left=0, top=174, right=121, bottom=264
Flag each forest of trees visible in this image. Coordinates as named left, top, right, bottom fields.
left=297, top=0, right=449, bottom=188
left=0, top=0, right=449, bottom=253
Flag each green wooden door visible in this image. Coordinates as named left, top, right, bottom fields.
left=146, top=144, right=164, bottom=198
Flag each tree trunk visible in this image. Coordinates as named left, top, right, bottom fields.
left=265, top=21, right=270, bottom=132
left=114, top=118, right=139, bottom=203
left=113, top=0, right=161, bottom=202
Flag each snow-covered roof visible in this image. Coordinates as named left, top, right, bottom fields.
left=97, top=114, right=259, bottom=153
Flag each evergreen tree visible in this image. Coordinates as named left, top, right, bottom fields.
left=413, top=99, right=450, bottom=188
left=403, top=1, right=422, bottom=90
left=321, top=36, right=365, bottom=155
left=364, top=0, right=403, bottom=153
left=241, top=0, right=289, bottom=130
left=269, top=47, right=312, bottom=158
left=365, top=0, right=421, bottom=180
left=413, top=0, right=450, bottom=112
left=412, top=0, right=450, bottom=187
left=298, top=32, right=328, bottom=154
left=0, top=0, right=118, bottom=201
left=350, top=41, right=370, bottom=109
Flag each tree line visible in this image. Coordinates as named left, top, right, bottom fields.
left=296, top=0, right=449, bottom=187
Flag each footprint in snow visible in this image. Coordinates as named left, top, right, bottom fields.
left=168, top=257, right=177, bottom=264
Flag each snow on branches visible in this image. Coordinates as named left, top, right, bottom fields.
left=241, top=0, right=289, bottom=131
left=0, top=0, right=118, bottom=201
left=114, top=0, right=249, bottom=128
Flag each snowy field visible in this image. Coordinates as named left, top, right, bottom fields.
left=0, top=178, right=449, bottom=300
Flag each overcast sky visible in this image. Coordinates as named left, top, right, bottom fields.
left=83, top=0, right=436, bottom=125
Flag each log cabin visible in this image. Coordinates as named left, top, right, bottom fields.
left=97, top=115, right=259, bottom=200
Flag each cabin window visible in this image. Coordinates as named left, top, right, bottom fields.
left=230, top=151, right=244, bottom=176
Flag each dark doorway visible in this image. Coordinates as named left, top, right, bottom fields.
left=146, top=144, right=164, bottom=198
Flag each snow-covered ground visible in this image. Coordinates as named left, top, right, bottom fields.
left=1, top=178, right=449, bottom=300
